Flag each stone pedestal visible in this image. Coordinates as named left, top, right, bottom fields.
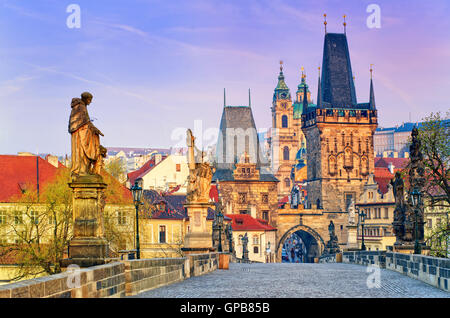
left=346, top=225, right=358, bottom=250
left=393, top=242, right=430, bottom=255
left=61, top=174, right=109, bottom=268
left=182, top=202, right=214, bottom=255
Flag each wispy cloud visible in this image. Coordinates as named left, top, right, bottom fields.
left=0, top=74, right=36, bottom=97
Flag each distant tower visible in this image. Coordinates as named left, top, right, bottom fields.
left=301, top=30, right=378, bottom=212
left=270, top=61, right=298, bottom=198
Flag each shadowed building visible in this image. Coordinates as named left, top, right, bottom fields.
left=213, top=92, right=279, bottom=229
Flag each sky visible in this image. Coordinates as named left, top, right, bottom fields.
left=0, top=0, right=449, bottom=156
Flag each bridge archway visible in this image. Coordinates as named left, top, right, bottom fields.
left=276, top=224, right=326, bottom=263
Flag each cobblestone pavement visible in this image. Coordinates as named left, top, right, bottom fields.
left=132, top=263, right=450, bottom=298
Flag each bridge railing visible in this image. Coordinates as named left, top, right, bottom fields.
left=0, top=253, right=219, bottom=298
left=319, top=251, right=449, bottom=292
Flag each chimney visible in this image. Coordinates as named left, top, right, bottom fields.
left=250, top=205, right=257, bottom=219
left=388, top=162, right=394, bottom=174
left=154, top=153, right=162, bottom=165
left=46, top=155, right=59, bottom=167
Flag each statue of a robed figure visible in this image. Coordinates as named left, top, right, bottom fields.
left=61, top=92, right=109, bottom=268
left=69, top=92, right=106, bottom=179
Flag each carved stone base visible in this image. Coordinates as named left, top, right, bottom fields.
left=346, top=225, right=358, bottom=249
left=61, top=174, right=109, bottom=267
left=183, top=202, right=214, bottom=254
left=393, top=242, right=429, bottom=254
left=183, top=233, right=213, bottom=250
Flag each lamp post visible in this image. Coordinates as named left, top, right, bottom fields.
left=226, top=222, right=233, bottom=253
left=217, top=209, right=224, bottom=252
left=357, top=207, right=366, bottom=251
left=410, top=187, right=422, bottom=254
left=131, top=179, right=143, bottom=259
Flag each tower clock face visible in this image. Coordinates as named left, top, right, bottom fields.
left=281, top=93, right=287, bottom=99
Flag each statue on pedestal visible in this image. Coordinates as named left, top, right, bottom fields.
left=347, top=198, right=356, bottom=225
left=186, top=129, right=213, bottom=203
left=68, top=92, right=106, bottom=180
left=242, top=233, right=249, bottom=261
left=324, top=220, right=340, bottom=255
left=61, top=92, right=109, bottom=268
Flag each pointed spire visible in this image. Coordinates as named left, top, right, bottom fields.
left=248, top=88, right=251, bottom=107
left=369, top=64, right=376, bottom=110
left=316, top=66, right=322, bottom=108
left=224, top=88, right=226, bottom=107
left=303, top=76, right=309, bottom=111
left=323, top=13, right=327, bottom=34
left=343, top=14, right=347, bottom=34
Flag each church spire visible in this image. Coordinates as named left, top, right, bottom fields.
left=224, top=88, right=226, bottom=107
left=369, top=64, right=376, bottom=110
left=248, top=88, right=251, bottom=107
left=274, top=60, right=290, bottom=101
left=302, top=76, right=309, bottom=111
left=317, top=66, right=322, bottom=108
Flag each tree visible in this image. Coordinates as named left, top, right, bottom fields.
left=1, top=168, right=133, bottom=281
left=105, top=157, right=126, bottom=183
left=417, top=111, right=450, bottom=208
left=418, top=111, right=450, bottom=257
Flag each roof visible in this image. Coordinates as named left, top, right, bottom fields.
left=226, top=214, right=276, bottom=232
left=127, top=155, right=167, bottom=185
left=215, top=106, right=263, bottom=170
left=212, top=168, right=278, bottom=182
left=0, top=155, right=62, bottom=202
left=321, top=33, right=357, bottom=107
left=373, top=167, right=402, bottom=194
left=374, top=157, right=409, bottom=170
left=142, top=190, right=219, bottom=220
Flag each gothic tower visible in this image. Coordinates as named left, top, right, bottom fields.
left=270, top=62, right=298, bottom=198
left=301, top=32, right=378, bottom=212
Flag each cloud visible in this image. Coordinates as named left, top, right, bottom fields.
left=0, top=75, right=36, bottom=97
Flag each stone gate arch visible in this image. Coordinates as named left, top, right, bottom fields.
left=276, top=224, right=326, bottom=262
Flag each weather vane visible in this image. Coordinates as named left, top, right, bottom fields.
left=280, top=60, right=283, bottom=72
left=343, top=14, right=347, bottom=34
left=370, top=64, right=374, bottom=78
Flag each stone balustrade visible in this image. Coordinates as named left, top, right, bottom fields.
left=319, top=251, right=449, bottom=292
left=0, top=253, right=219, bottom=298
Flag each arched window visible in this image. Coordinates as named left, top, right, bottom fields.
left=283, top=146, right=289, bottom=161
left=284, top=178, right=290, bottom=188
left=281, top=115, right=288, bottom=128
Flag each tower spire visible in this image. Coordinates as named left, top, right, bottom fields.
left=343, top=14, right=347, bottom=34
left=323, top=13, right=327, bottom=34
left=369, top=64, right=376, bottom=110
left=224, top=88, right=226, bottom=107
left=303, top=76, right=309, bottom=111
left=317, top=66, right=322, bottom=108
left=248, top=88, right=251, bottom=107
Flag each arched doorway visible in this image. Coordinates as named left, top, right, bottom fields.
left=276, top=225, right=325, bottom=263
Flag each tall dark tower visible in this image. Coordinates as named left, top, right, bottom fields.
left=301, top=32, right=378, bottom=212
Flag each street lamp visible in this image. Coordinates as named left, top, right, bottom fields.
left=217, top=208, right=224, bottom=252
left=131, top=178, right=143, bottom=259
left=357, top=206, right=366, bottom=251
left=410, top=187, right=422, bottom=254
left=226, top=222, right=233, bottom=253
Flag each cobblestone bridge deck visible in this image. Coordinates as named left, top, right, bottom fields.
left=132, top=263, right=449, bottom=298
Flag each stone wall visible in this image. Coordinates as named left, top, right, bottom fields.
left=0, top=253, right=219, bottom=298
left=319, top=251, right=449, bottom=292
left=0, top=262, right=126, bottom=298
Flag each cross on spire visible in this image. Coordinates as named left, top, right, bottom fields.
left=323, top=13, right=327, bottom=33
left=343, top=14, right=347, bottom=34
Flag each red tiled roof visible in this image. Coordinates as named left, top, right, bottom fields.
left=374, top=157, right=408, bottom=169
left=225, top=214, right=277, bottom=231
left=209, top=185, right=219, bottom=202
left=0, top=155, right=62, bottom=202
left=373, top=167, right=405, bottom=194
left=278, top=195, right=289, bottom=208
left=127, top=155, right=168, bottom=185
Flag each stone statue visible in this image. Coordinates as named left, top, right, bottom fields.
left=347, top=198, right=356, bottom=225
left=324, top=220, right=340, bottom=254
left=68, top=92, right=106, bottom=179
left=242, top=232, right=249, bottom=260
left=391, top=171, right=405, bottom=207
left=186, top=129, right=213, bottom=203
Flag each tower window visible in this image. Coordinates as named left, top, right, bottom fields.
left=284, top=178, right=290, bottom=188
left=283, top=146, right=290, bottom=161
left=282, top=115, right=288, bottom=128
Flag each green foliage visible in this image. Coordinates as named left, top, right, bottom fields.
left=426, top=219, right=450, bottom=258
left=105, top=157, right=126, bottom=181
left=418, top=111, right=450, bottom=208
